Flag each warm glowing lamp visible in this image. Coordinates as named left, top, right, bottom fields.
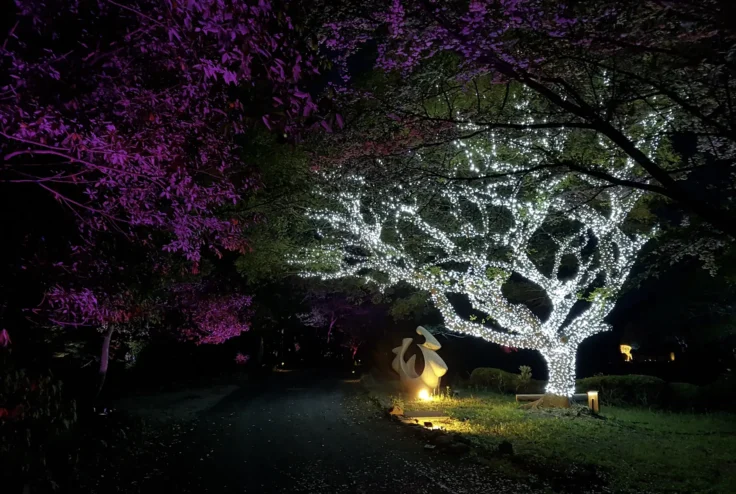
left=587, top=391, right=600, bottom=413
left=670, top=352, right=675, bottom=362
left=418, top=388, right=431, bottom=401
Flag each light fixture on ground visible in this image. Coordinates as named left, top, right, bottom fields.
left=587, top=391, right=600, bottom=413
left=418, top=388, right=431, bottom=401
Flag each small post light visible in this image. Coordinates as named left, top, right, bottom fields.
left=418, top=388, right=432, bottom=401
left=587, top=391, right=600, bottom=414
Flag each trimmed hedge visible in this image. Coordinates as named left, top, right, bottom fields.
left=469, top=367, right=545, bottom=394
left=470, top=368, right=734, bottom=409
left=665, top=382, right=701, bottom=409
left=576, top=376, right=726, bottom=409
left=700, top=375, right=736, bottom=411
left=469, top=367, right=516, bottom=392
left=576, top=375, right=667, bottom=407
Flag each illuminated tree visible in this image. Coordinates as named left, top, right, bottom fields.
left=296, top=139, right=654, bottom=403
left=320, top=0, right=736, bottom=246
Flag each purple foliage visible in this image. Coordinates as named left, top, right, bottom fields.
left=175, top=283, right=253, bottom=344
left=0, top=329, right=11, bottom=348
left=2, top=0, right=321, bottom=263
left=46, top=285, right=131, bottom=327
left=2, top=0, right=327, bottom=341
left=185, top=294, right=253, bottom=345
left=324, top=0, right=579, bottom=79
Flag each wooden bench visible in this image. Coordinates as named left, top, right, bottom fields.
left=515, top=393, right=588, bottom=403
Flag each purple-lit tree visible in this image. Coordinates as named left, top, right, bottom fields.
left=298, top=283, right=383, bottom=359
left=47, top=284, right=144, bottom=394
left=1, top=1, right=330, bottom=372
left=42, top=242, right=255, bottom=392
left=173, top=282, right=253, bottom=345
left=2, top=0, right=324, bottom=264
left=41, top=244, right=167, bottom=393
left=299, top=294, right=364, bottom=344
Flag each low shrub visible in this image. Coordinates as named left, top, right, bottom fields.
left=665, top=382, right=701, bottom=410
left=1, top=368, right=77, bottom=492
left=518, top=365, right=532, bottom=389
left=700, top=374, right=736, bottom=411
left=469, top=369, right=728, bottom=409
left=469, top=367, right=545, bottom=394
left=469, top=367, right=519, bottom=393
left=576, top=374, right=667, bottom=407
left=519, top=378, right=547, bottom=394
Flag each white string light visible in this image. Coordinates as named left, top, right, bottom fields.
left=294, top=91, right=665, bottom=397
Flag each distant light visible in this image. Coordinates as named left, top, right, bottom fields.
left=620, top=345, right=633, bottom=362
left=352, top=370, right=355, bottom=374
left=670, top=352, right=675, bottom=362
left=281, top=362, right=285, bottom=366
left=418, top=388, right=432, bottom=401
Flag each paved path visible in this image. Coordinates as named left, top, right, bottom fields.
left=160, top=370, right=539, bottom=494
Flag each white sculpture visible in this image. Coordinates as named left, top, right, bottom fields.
left=392, top=326, right=448, bottom=394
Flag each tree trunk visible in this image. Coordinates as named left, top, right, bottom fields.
left=327, top=313, right=337, bottom=343
left=256, top=335, right=264, bottom=364
left=535, top=345, right=577, bottom=408
left=95, top=326, right=114, bottom=397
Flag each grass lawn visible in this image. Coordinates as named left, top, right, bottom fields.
left=401, top=391, right=736, bottom=493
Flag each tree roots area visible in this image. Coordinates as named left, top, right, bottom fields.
left=519, top=394, right=571, bottom=409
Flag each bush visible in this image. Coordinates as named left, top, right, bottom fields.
left=469, top=367, right=518, bottom=393
left=576, top=374, right=667, bottom=407
left=469, top=367, right=545, bottom=394
left=1, top=368, right=77, bottom=492
left=470, top=369, right=712, bottom=408
left=664, top=382, right=701, bottom=409
left=517, top=365, right=532, bottom=390
left=700, top=374, right=736, bottom=411
left=521, top=379, right=547, bottom=393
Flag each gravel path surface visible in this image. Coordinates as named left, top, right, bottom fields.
left=159, top=370, right=541, bottom=494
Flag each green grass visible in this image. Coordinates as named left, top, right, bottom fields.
left=403, top=392, right=736, bottom=493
